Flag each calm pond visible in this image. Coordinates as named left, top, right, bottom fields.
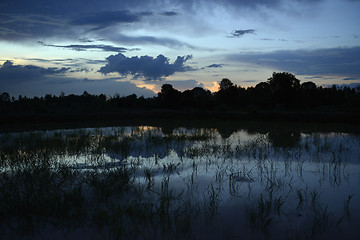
left=1, top=123, right=359, bottom=239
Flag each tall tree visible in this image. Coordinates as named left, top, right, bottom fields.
left=267, top=72, right=300, bottom=91
left=267, top=72, right=300, bottom=106
left=219, top=78, right=234, bottom=91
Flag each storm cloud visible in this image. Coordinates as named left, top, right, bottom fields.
left=99, top=53, right=193, bottom=80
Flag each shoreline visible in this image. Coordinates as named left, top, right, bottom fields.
left=1, top=109, right=359, bottom=133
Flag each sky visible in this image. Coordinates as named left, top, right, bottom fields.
left=0, top=0, right=359, bottom=98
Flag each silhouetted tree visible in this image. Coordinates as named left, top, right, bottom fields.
left=301, top=81, right=316, bottom=91
left=1, top=71, right=359, bottom=124
left=181, top=87, right=212, bottom=108
left=267, top=72, right=300, bottom=107
left=254, top=82, right=272, bottom=108
left=158, top=84, right=181, bottom=108
left=268, top=72, right=300, bottom=90
left=0, top=92, right=10, bottom=102
left=300, top=81, right=318, bottom=108
left=219, top=78, right=233, bottom=91
left=255, top=82, right=270, bottom=91
left=216, top=78, right=242, bottom=108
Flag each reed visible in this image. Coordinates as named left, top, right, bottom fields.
left=0, top=125, right=358, bottom=239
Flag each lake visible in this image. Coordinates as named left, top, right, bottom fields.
left=1, top=122, right=359, bottom=239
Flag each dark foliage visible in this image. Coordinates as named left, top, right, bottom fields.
left=1, top=72, right=359, bottom=122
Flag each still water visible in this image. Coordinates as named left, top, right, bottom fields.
left=1, top=124, right=359, bottom=239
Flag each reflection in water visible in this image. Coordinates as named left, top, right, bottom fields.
left=267, top=129, right=301, bottom=148
left=0, top=126, right=359, bottom=239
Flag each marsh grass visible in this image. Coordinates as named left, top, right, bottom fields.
left=0, top=126, right=359, bottom=239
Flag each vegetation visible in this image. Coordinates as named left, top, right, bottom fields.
left=1, top=72, right=360, bottom=125
left=0, top=125, right=359, bottom=239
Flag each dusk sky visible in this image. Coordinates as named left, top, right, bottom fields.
left=1, top=0, right=359, bottom=98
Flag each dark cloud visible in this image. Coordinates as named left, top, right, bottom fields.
left=0, top=60, right=70, bottom=83
left=0, top=0, right=325, bottom=42
left=160, top=11, right=178, bottom=16
left=70, top=68, right=93, bottom=73
left=343, top=77, right=357, bottom=81
left=227, top=46, right=360, bottom=79
left=23, top=58, right=73, bottom=63
left=69, top=10, right=145, bottom=30
left=79, top=38, right=95, bottom=43
left=0, top=13, right=69, bottom=41
left=99, top=53, right=193, bottom=80
left=228, top=29, right=255, bottom=38
left=139, top=11, right=153, bottom=16
left=206, top=64, right=224, bottom=68
left=38, top=41, right=139, bottom=53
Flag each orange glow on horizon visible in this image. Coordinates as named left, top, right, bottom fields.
left=207, top=81, right=220, bottom=92
left=136, top=83, right=158, bottom=93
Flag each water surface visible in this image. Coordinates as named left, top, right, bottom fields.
left=1, top=124, right=359, bottom=239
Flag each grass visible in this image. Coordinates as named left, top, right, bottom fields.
left=0, top=125, right=359, bottom=239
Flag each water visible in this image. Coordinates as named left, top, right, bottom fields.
left=1, top=124, right=359, bottom=239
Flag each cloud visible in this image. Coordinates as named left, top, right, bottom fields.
left=228, top=29, right=255, bottom=38
left=0, top=0, right=326, bottom=42
left=0, top=61, right=155, bottom=98
left=343, top=77, right=357, bottom=81
left=304, top=76, right=327, bottom=80
left=0, top=13, right=69, bottom=41
left=106, top=33, right=196, bottom=49
left=0, top=60, right=70, bottom=83
left=160, top=11, right=178, bottom=16
left=206, top=64, right=224, bottom=68
left=99, top=53, right=194, bottom=80
left=38, top=41, right=139, bottom=53
left=227, top=46, right=360, bottom=79
left=2, top=76, right=156, bottom=98
left=244, top=80, right=256, bottom=83
left=69, top=10, right=145, bottom=30
left=22, top=58, right=107, bottom=69
left=258, top=38, right=287, bottom=42
left=70, top=68, right=93, bottom=73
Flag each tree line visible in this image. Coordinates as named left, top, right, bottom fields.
left=1, top=72, right=359, bottom=116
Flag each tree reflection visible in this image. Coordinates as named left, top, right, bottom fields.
left=217, top=126, right=238, bottom=139
left=267, top=129, right=301, bottom=148
left=161, top=126, right=175, bottom=135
